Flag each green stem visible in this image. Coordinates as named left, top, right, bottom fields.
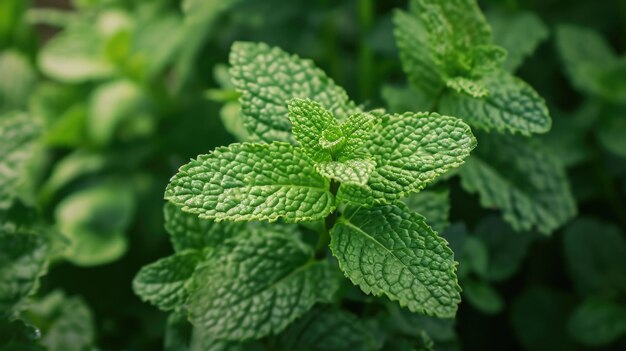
left=316, top=180, right=340, bottom=258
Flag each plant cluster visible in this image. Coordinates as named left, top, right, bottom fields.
left=1, top=0, right=625, bottom=350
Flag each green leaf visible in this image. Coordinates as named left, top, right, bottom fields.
left=403, top=189, right=450, bottom=233
left=38, top=22, right=113, bottom=83
left=133, top=251, right=203, bottom=311
left=337, top=110, right=379, bottom=159
left=445, top=76, right=488, bottom=98
left=55, top=183, right=135, bottom=266
left=190, top=327, right=262, bottom=351
left=287, top=98, right=339, bottom=162
left=0, top=50, right=36, bottom=113
left=563, top=218, right=626, bottom=297
left=488, top=10, right=548, bottom=72
left=414, top=0, right=492, bottom=55
left=286, top=98, right=378, bottom=185
left=229, top=41, right=358, bottom=142
left=393, top=9, right=444, bottom=97
left=275, top=307, right=378, bottom=351
left=440, top=70, right=551, bottom=135
left=163, top=202, right=246, bottom=252
left=0, top=112, right=42, bottom=209
left=0, top=231, right=48, bottom=315
left=22, top=291, right=96, bottom=351
left=188, top=229, right=339, bottom=340
left=330, top=203, right=461, bottom=318
left=338, top=112, right=476, bottom=204
left=556, top=25, right=626, bottom=102
left=474, top=216, right=533, bottom=282
left=315, top=159, right=376, bottom=186
left=568, top=298, right=626, bottom=346
left=460, top=133, right=576, bottom=235
left=397, top=0, right=505, bottom=97
left=165, top=142, right=335, bottom=223
left=38, top=151, right=107, bottom=205
left=88, top=79, right=146, bottom=146
left=462, top=278, right=503, bottom=315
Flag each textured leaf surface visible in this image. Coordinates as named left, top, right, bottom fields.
left=0, top=231, right=48, bottom=314
left=404, top=189, right=450, bottom=233
left=133, top=251, right=203, bottom=311
left=337, top=111, right=379, bottom=159
left=563, top=218, right=626, bottom=297
left=393, top=10, right=444, bottom=96
left=188, top=230, right=339, bottom=340
left=474, top=216, right=533, bottom=282
left=338, top=112, right=476, bottom=204
left=315, top=159, right=376, bottom=186
left=568, top=298, right=626, bottom=346
left=165, top=142, right=334, bottom=222
left=164, top=202, right=246, bottom=252
left=229, top=41, right=358, bottom=142
left=460, top=133, right=575, bottom=234
left=440, top=70, right=551, bottom=135
left=415, top=0, right=492, bottom=53
left=276, top=307, right=378, bottom=351
left=287, top=98, right=338, bottom=162
left=488, top=10, right=548, bottom=72
left=0, top=112, right=42, bottom=209
left=399, top=0, right=505, bottom=97
left=330, top=204, right=461, bottom=318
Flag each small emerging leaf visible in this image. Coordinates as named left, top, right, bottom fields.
left=288, top=98, right=339, bottom=162
left=338, top=112, right=476, bottom=204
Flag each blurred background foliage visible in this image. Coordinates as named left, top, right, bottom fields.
left=0, top=0, right=625, bottom=350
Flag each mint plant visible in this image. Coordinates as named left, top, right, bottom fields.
left=134, top=40, right=476, bottom=347
left=3, top=0, right=625, bottom=349
left=393, top=0, right=575, bottom=235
